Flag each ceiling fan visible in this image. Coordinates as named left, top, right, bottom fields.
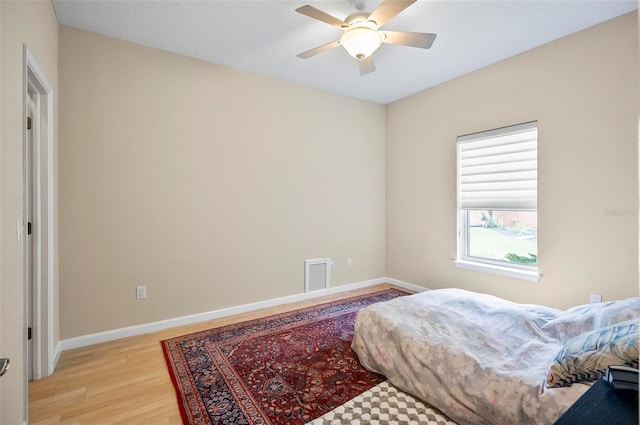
left=296, top=0, right=436, bottom=75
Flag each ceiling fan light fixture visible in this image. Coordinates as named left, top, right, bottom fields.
left=296, top=0, right=435, bottom=75
left=340, top=26, right=383, bottom=59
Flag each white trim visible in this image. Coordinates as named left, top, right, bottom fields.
left=53, top=342, right=62, bottom=369
left=453, top=259, right=540, bottom=282
left=59, top=277, right=395, bottom=351
left=384, top=278, right=429, bottom=293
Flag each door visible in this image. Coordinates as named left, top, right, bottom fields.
left=26, top=87, right=36, bottom=381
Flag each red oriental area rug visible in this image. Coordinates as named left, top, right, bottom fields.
left=161, top=288, right=409, bottom=425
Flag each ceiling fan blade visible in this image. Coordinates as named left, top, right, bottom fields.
left=297, top=40, right=341, bottom=59
left=295, top=5, right=346, bottom=28
left=366, top=0, right=416, bottom=28
left=381, top=31, right=437, bottom=49
left=359, top=55, right=376, bottom=75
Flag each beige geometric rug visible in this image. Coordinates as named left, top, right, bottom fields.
left=307, top=381, right=457, bottom=425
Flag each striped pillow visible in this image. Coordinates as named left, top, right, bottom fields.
left=545, top=319, right=638, bottom=388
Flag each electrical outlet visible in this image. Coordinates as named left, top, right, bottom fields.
left=590, top=293, right=602, bottom=304
left=346, top=258, right=352, bottom=268
left=136, top=285, right=146, bottom=300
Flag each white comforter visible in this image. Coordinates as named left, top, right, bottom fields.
left=351, top=289, right=591, bottom=425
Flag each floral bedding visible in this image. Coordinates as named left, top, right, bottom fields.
left=351, top=288, right=639, bottom=425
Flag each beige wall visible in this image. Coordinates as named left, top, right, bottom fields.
left=386, top=12, right=639, bottom=309
left=58, top=26, right=386, bottom=339
left=1, top=1, right=59, bottom=424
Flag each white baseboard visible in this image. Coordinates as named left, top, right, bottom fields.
left=385, top=277, right=429, bottom=293
left=52, top=341, right=62, bottom=371
left=59, top=277, right=422, bottom=352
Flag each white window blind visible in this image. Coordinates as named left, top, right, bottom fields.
left=457, top=121, right=537, bottom=211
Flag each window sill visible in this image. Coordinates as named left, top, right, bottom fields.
left=453, top=260, right=540, bottom=282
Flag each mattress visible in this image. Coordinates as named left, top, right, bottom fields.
left=351, top=288, right=595, bottom=425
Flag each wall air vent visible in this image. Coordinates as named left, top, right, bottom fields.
left=304, top=258, right=331, bottom=293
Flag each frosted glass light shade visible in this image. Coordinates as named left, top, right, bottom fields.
left=340, top=27, right=383, bottom=59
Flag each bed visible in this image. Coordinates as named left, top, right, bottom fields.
left=351, top=288, right=639, bottom=425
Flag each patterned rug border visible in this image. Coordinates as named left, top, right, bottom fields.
left=161, top=338, right=194, bottom=424
left=161, top=287, right=411, bottom=425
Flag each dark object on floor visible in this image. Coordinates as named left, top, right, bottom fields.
left=554, top=377, right=638, bottom=425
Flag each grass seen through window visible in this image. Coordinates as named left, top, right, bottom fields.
left=467, top=211, right=537, bottom=266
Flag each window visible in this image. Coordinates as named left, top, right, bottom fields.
left=454, top=121, right=539, bottom=281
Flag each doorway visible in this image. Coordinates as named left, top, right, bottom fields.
left=23, top=45, right=55, bottom=391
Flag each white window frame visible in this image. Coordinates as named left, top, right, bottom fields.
left=454, top=122, right=540, bottom=282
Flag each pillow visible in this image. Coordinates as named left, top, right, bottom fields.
left=593, top=297, right=640, bottom=328
left=545, top=318, right=638, bottom=388
left=542, top=297, right=640, bottom=341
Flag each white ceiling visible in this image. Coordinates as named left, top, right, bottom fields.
left=51, top=0, right=637, bottom=104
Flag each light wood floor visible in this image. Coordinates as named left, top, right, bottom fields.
left=29, top=283, right=399, bottom=425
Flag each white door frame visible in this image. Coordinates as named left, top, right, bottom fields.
left=23, top=45, right=55, bottom=389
